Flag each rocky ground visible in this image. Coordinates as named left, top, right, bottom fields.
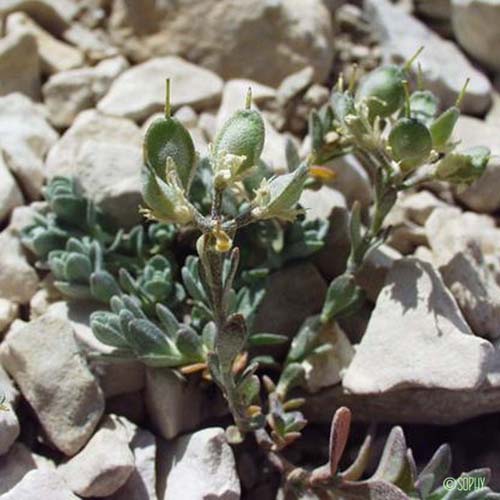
left=1, top=0, right=500, bottom=498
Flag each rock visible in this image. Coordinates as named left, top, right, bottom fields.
left=157, top=427, right=240, bottom=500
left=109, top=426, right=157, bottom=500
left=43, top=56, right=129, bottom=127
left=365, top=0, right=492, bottom=115
left=0, top=299, right=19, bottom=336
left=45, top=110, right=142, bottom=227
left=415, top=0, right=451, bottom=20
left=253, top=262, right=327, bottom=339
left=453, top=116, right=500, bottom=213
left=426, top=208, right=500, bottom=339
left=302, top=320, right=355, bottom=393
left=452, top=0, right=500, bottom=72
left=342, top=258, right=493, bottom=394
left=63, top=23, right=119, bottom=62
left=299, top=185, right=347, bottom=220
left=217, top=80, right=288, bottom=172
left=0, top=150, right=23, bottom=224
left=198, top=112, right=217, bottom=142
left=94, top=360, right=145, bottom=398
left=144, top=368, right=226, bottom=440
left=108, top=0, right=333, bottom=87
left=397, top=190, right=448, bottom=226
left=0, top=230, right=39, bottom=304
left=58, top=414, right=134, bottom=497
left=7, top=201, right=48, bottom=236
left=0, top=93, right=59, bottom=199
left=0, top=31, right=40, bottom=100
left=276, top=66, right=315, bottom=107
left=0, top=365, right=19, bottom=456
left=1, top=469, right=79, bottom=500
left=106, top=391, right=146, bottom=425
left=0, top=315, right=104, bottom=455
left=486, top=91, right=500, bottom=128
left=6, top=12, right=84, bottom=75
left=98, top=57, right=223, bottom=122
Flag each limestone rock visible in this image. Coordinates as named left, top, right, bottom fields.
left=0, top=93, right=59, bottom=199
left=0, top=365, right=19, bottom=456
left=365, top=0, right=492, bottom=114
left=397, top=190, right=448, bottom=226
left=343, top=258, right=493, bottom=394
left=6, top=12, right=84, bottom=75
left=43, top=56, right=129, bottom=127
left=0, top=299, right=18, bottom=336
left=0, top=150, right=23, bottom=224
left=45, top=110, right=142, bottom=226
left=98, top=57, right=223, bottom=122
left=63, top=23, right=119, bottom=62
left=0, top=31, right=40, bottom=100
left=0, top=315, right=104, bottom=455
left=157, top=427, right=240, bottom=500
left=58, top=415, right=134, bottom=497
left=299, top=185, right=347, bottom=221
left=452, top=0, right=500, bottom=72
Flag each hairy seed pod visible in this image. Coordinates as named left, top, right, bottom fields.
left=388, top=117, right=432, bottom=170
left=213, top=109, right=265, bottom=174
left=429, top=106, right=460, bottom=151
left=144, top=116, right=195, bottom=189
left=356, top=65, right=406, bottom=119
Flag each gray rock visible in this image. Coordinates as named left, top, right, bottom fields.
left=43, top=56, right=129, bottom=127
left=415, top=0, right=451, bottom=20
left=157, top=427, right=240, bottom=500
left=1, top=469, right=78, bottom=500
left=6, top=12, right=84, bottom=75
left=0, top=315, right=104, bottom=455
left=397, top=190, right=448, bottom=226
left=58, top=414, right=134, bottom=497
left=145, top=368, right=226, bottom=440
left=452, top=0, right=500, bottom=72
left=98, top=57, right=223, bottom=122
left=343, top=258, right=494, bottom=393
left=365, top=0, right=492, bottom=114
left=453, top=116, right=500, bottom=213
left=0, top=299, right=18, bottom=336
left=299, top=185, right=347, bottom=220
left=0, top=93, right=59, bottom=199
left=0, top=365, right=19, bottom=456
left=45, top=110, right=142, bottom=227
left=0, top=31, right=40, bottom=100
left=63, top=23, right=119, bottom=63
left=0, top=150, right=23, bottom=224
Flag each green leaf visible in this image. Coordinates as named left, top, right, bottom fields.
left=176, top=327, right=204, bottom=360
left=128, top=319, right=174, bottom=357
left=248, top=333, right=288, bottom=346
left=64, top=253, right=92, bottom=282
left=216, top=313, right=247, bottom=371
left=321, top=273, right=364, bottom=323
left=90, top=271, right=121, bottom=303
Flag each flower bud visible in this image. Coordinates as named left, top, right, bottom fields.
left=356, top=65, right=406, bottom=119
left=252, top=164, right=308, bottom=221
left=434, top=146, right=490, bottom=186
left=388, top=117, right=432, bottom=170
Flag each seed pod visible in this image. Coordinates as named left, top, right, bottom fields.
left=143, top=116, right=195, bottom=189
left=434, top=146, right=490, bottom=185
left=213, top=106, right=265, bottom=175
left=356, top=65, right=406, bottom=119
left=388, top=117, right=432, bottom=170
left=429, top=107, right=459, bottom=151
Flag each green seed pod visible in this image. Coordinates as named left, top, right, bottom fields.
left=429, top=107, right=460, bottom=151
left=434, top=146, right=490, bottom=185
left=143, top=116, right=195, bottom=189
left=356, top=65, right=406, bottom=119
left=213, top=107, right=265, bottom=175
left=388, top=117, right=432, bottom=170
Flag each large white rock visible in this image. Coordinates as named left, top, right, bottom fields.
left=0, top=315, right=104, bottom=455
left=43, top=56, right=130, bottom=127
left=6, top=12, right=84, bottom=75
left=0, top=150, right=23, bottom=224
left=365, top=0, right=492, bottom=114
left=452, top=0, right=500, bottom=72
left=157, top=427, right=240, bottom=500
left=58, top=414, right=134, bottom=497
left=343, top=258, right=494, bottom=393
left=0, top=31, right=40, bottom=100
left=62, top=23, right=119, bottom=63
left=1, top=469, right=78, bottom=500
left=45, top=110, right=142, bottom=226
left=0, top=93, right=59, bottom=199
left=98, top=57, right=223, bottom=122
left=0, top=365, right=19, bottom=456
left=108, top=0, right=333, bottom=87
left=299, top=185, right=347, bottom=220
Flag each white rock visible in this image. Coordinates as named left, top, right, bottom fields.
left=452, top=0, right=500, bottom=72
left=0, top=31, right=40, bottom=100
left=426, top=208, right=500, bottom=339
left=0, top=151, right=23, bottom=224
left=415, top=0, right=451, bottom=20
left=397, top=190, right=448, bottom=226
left=58, top=414, right=134, bottom=497
left=6, top=12, right=84, bottom=75
left=343, top=258, right=494, bottom=393
left=45, top=110, right=142, bottom=226
left=145, top=368, right=226, bottom=440
left=1, top=469, right=78, bottom=500
left=62, top=23, right=119, bottom=63
left=453, top=116, right=500, bottom=213
left=157, top=427, right=240, bottom=500
left=0, top=365, right=19, bottom=456
left=42, top=56, right=129, bottom=127
left=0, top=93, right=59, bottom=199
left=300, top=185, right=347, bottom=220
left=365, top=0, right=492, bottom=114
left=0, top=230, right=39, bottom=304
left=0, top=315, right=104, bottom=455
left=98, top=57, right=223, bottom=122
